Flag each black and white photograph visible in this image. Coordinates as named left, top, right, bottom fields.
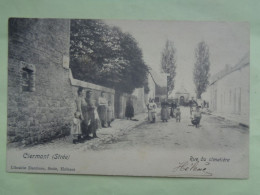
left=7, top=18, right=249, bottom=178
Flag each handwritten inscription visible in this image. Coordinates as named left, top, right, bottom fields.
left=173, top=161, right=212, bottom=176
left=172, top=156, right=230, bottom=176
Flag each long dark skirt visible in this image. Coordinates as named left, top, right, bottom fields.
left=161, top=107, right=169, bottom=120
left=82, top=106, right=98, bottom=136
left=125, top=105, right=134, bottom=118
left=81, top=121, right=90, bottom=136
left=98, top=105, right=107, bottom=124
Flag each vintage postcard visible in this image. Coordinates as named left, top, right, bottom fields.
left=7, top=18, right=249, bottom=178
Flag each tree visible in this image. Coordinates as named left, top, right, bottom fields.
left=70, top=19, right=149, bottom=94
left=161, top=40, right=177, bottom=96
left=193, top=41, right=210, bottom=99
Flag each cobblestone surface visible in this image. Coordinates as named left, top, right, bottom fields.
left=15, top=112, right=148, bottom=151
left=10, top=107, right=248, bottom=153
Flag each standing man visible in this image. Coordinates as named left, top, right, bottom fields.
left=98, top=91, right=108, bottom=128
left=189, top=97, right=198, bottom=115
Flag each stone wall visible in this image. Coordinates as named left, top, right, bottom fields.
left=8, top=18, right=75, bottom=145
left=69, top=69, right=115, bottom=118
left=114, top=92, right=145, bottom=119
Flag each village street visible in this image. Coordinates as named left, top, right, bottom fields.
left=19, top=107, right=248, bottom=153
left=93, top=107, right=249, bottom=152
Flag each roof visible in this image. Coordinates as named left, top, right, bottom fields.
left=175, top=86, right=189, bottom=94
left=210, top=52, right=249, bottom=85
left=149, top=69, right=167, bottom=87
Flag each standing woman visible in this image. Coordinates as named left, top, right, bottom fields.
left=85, top=90, right=100, bottom=138
left=97, top=91, right=108, bottom=127
left=125, top=97, right=134, bottom=120
left=75, top=87, right=85, bottom=120
left=147, top=99, right=153, bottom=122
left=106, top=101, right=113, bottom=127
left=161, top=98, right=169, bottom=122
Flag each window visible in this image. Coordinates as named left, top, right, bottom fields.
left=20, top=62, right=35, bottom=92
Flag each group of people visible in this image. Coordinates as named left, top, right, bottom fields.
left=70, top=88, right=113, bottom=144
left=71, top=90, right=203, bottom=143
left=146, top=97, right=202, bottom=127
left=146, top=98, right=181, bottom=123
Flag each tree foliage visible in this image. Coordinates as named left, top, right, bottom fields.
left=161, top=40, right=177, bottom=96
left=193, top=41, right=210, bottom=99
left=70, top=19, right=148, bottom=94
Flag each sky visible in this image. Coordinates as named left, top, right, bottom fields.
left=104, top=20, right=249, bottom=96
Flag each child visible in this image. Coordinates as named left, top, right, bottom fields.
left=107, top=101, right=113, bottom=127
left=151, top=102, right=157, bottom=123
left=175, top=107, right=181, bottom=122
left=191, top=106, right=202, bottom=128
left=71, top=111, right=82, bottom=144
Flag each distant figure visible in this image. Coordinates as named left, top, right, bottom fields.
left=71, top=111, right=82, bottom=144
left=161, top=99, right=169, bottom=122
left=147, top=99, right=157, bottom=123
left=170, top=101, right=177, bottom=118
left=107, top=101, right=113, bottom=127
left=175, top=107, right=181, bottom=122
left=125, top=97, right=134, bottom=120
left=189, top=97, right=198, bottom=115
left=191, top=106, right=202, bottom=128
left=98, top=91, right=108, bottom=128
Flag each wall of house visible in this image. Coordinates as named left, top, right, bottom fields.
left=8, top=18, right=75, bottom=145
left=7, top=18, right=145, bottom=146
left=209, top=65, right=249, bottom=124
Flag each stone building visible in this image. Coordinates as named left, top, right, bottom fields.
left=7, top=18, right=116, bottom=146
left=148, top=70, right=168, bottom=104
left=8, top=18, right=75, bottom=145
left=174, top=85, right=190, bottom=106
left=208, top=53, right=249, bottom=126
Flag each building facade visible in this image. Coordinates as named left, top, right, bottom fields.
left=174, top=86, right=190, bottom=106
left=8, top=19, right=75, bottom=145
left=208, top=53, right=249, bottom=126
left=8, top=19, right=116, bottom=145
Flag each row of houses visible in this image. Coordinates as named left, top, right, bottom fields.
left=206, top=53, right=250, bottom=126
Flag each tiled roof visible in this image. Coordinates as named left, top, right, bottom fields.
left=209, top=52, right=249, bottom=85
